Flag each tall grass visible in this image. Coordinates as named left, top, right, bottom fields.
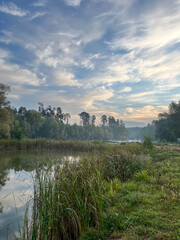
left=21, top=142, right=179, bottom=239
left=25, top=156, right=104, bottom=240
left=23, top=145, right=147, bottom=240
left=0, top=138, right=116, bottom=152
left=102, top=152, right=143, bottom=182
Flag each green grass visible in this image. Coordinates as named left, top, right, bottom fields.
left=0, top=138, right=108, bottom=151
left=105, top=154, right=180, bottom=240
left=23, top=144, right=180, bottom=240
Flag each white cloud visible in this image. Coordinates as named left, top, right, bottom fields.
left=124, top=105, right=169, bottom=122
left=0, top=48, right=11, bottom=59
left=64, top=0, right=82, bottom=7
left=0, top=59, right=44, bottom=86
left=39, top=86, right=113, bottom=117
left=85, top=53, right=142, bottom=87
left=103, top=0, right=180, bottom=91
left=81, top=54, right=101, bottom=70
left=30, top=11, right=47, bottom=20
left=0, top=2, right=28, bottom=17
left=119, top=87, right=132, bottom=93
left=9, top=85, right=40, bottom=100
left=32, top=1, right=47, bottom=7
left=108, top=1, right=180, bottom=51
left=0, top=30, right=13, bottom=44
left=54, top=70, right=82, bottom=86
left=129, top=91, right=156, bottom=98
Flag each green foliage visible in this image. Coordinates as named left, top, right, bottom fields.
left=155, top=100, right=180, bottom=142
left=13, top=126, right=23, bottom=140
left=135, top=170, right=148, bottom=181
left=143, top=135, right=154, bottom=150
left=80, top=228, right=108, bottom=240
left=106, top=178, right=121, bottom=197
left=0, top=84, right=13, bottom=139
left=0, top=83, right=10, bottom=108
left=103, top=152, right=142, bottom=182
left=13, top=105, right=128, bottom=141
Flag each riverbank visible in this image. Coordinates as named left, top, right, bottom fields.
left=21, top=142, right=180, bottom=240
left=0, top=139, right=103, bottom=151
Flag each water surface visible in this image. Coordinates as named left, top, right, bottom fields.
left=0, top=151, right=80, bottom=240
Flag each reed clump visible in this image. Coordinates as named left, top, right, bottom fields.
left=26, top=156, right=104, bottom=240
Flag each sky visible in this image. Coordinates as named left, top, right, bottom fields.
left=0, top=0, right=180, bottom=127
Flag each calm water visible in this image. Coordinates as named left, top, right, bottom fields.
left=0, top=151, right=80, bottom=240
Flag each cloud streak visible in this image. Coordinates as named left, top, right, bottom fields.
left=0, top=2, right=28, bottom=17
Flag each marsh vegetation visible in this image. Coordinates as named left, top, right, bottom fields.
left=4, top=142, right=177, bottom=240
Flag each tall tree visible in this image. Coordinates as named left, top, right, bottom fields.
left=101, top=115, right=107, bottom=126
left=154, top=100, right=180, bottom=141
left=24, top=110, right=43, bottom=138
left=91, top=115, right=96, bottom=125
left=0, top=84, right=10, bottom=108
left=56, top=107, right=64, bottom=122
left=63, top=113, right=71, bottom=124
left=18, top=107, right=27, bottom=116
left=38, top=102, right=46, bottom=117
left=79, top=112, right=90, bottom=126
left=0, top=84, right=13, bottom=138
left=108, top=116, right=116, bottom=127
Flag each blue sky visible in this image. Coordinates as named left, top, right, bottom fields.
left=0, top=0, right=180, bottom=126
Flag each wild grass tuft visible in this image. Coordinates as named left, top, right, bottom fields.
left=25, top=156, right=105, bottom=240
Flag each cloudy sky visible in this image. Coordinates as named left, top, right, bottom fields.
left=0, top=0, right=180, bottom=126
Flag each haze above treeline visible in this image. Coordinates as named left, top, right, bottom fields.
left=0, top=83, right=180, bottom=142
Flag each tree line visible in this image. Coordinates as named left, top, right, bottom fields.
left=0, top=83, right=128, bottom=140
left=153, top=101, right=180, bottom=142
left=128, top=102, right=180, bottom=142
left=1, top=83, right=179, bottom=142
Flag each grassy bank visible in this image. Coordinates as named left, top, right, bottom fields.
left=0, top=138, right=107, bottom=151
left=23, top=143, right=180, bottom=240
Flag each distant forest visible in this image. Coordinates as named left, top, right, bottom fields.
left=0, top=83, right=179, bottom=141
